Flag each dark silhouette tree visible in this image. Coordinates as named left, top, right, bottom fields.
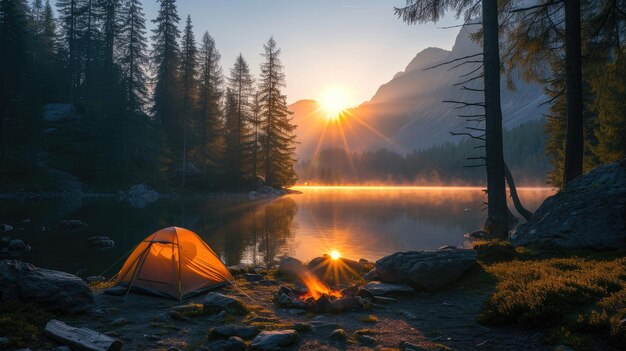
left=227, top=54, right=255, bottom=189
left=197, top=31, right=224, bottom=176
left=178, top=14, right=198, bottom=187
left=395, top=0, right=509, bottom=238
left=151, top=0, right=180, bottom=144
left=258, top=37, right=297, bottom=188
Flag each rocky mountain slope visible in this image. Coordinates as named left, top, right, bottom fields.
left=290, top=27, right=548, bottom=161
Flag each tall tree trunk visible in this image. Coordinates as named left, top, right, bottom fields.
left=482, top=0, right=509, bottom=238
left=563, top=0, right=584, bottom=185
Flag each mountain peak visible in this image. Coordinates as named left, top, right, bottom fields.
left=402, top=47, right=450, bottom=75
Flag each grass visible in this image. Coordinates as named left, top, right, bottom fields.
left=475, top=241, right=626, bottom=349
left=0, top=300, right=53, bottom=348
left=357, top=314, right=378, bottom=323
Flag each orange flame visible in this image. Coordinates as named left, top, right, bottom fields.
left=300, top=271, right=343, bottom=300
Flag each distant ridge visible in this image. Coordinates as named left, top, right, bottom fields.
left=290, top=26, right=548, bottom=161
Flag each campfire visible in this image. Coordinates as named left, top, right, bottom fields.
left=277, top=271, right=370, bottom=314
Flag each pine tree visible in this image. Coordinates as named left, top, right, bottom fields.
left=41, top=0, right=57, bottom=54
left=258, top=38, right=297, bottom=188
left=591, top=55, right=626, bottom=163
left=251, top=90, right=262, bottom=181
left=0, top=0, right=32, bottom=176
left=99, top=0, right=122, bottom=89
left=118, top=0, right=149, bottom=182
left=227, top=54, right=255, bottom=189
left=197, top=31, right=224, bottom=176
left=151, top=0, right=181, bottom=144
left=178, top=14, right=198, bottom=187
left=119, top=0, right=148, bottom=113
left=56, top=0, right=79, bottom=103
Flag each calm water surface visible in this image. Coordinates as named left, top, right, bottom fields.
left=0, top=186, right=554, bottom=277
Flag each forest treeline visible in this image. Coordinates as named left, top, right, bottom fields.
left=0, top=0, right=297, bottom=192
left=298, top=120, right=550, bottom=185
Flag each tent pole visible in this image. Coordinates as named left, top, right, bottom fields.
left=125, top=242, right=153, bottom=300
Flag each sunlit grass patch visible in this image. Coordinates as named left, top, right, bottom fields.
left=479, top=254, right=626, bottom=347
left=357, top=314, right=378, bottom=323
left=0, top=300, right=53, bottom=347
left=89, top=280, right=116, bottom=291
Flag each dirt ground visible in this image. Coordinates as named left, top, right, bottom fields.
left=56, top=271, right=565, bottom=351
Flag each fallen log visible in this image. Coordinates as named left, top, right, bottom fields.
left=44, top=319, right=123, bottom=351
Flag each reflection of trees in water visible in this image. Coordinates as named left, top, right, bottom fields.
left=190, top=197, right=298, bottom=266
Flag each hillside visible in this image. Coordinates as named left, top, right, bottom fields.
left=290, top=26, right=548, bottom=161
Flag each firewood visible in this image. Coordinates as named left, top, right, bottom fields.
left=44, top=319, right=123, bottom=351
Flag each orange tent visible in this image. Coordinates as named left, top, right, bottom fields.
left=115, top=227, right=233, bottom=300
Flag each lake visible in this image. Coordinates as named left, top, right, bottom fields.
left=0, top=186, right=554, bottom=277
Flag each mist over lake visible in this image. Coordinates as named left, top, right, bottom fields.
left=1, top=186, right=554, bottom=276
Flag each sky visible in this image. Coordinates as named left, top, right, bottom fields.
left=143, top=0, right=464, bottom=106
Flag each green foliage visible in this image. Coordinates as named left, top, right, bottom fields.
left=0, top=300, right=53, bottom=347
left=472, top=240, right=519, bottom=264
left=479, top=255, right=626, bottom=348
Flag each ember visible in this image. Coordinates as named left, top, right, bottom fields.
left=276, top=271, right=371, bottom=314
left=299, top=271, right=342, bottom=300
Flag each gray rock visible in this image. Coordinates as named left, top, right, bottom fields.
left=0, top=223, right=12, bottom=233
left=42, top=103, right=78, bottom=123
left=250, top=330, right=297, bottom=350
left=203, top=292, right=247, bottom=315
left=362, top=281, right=415, bottom=296
left=0, top=237, right=30, bottom=258
left=363, top=268, right=378, bottom=281
left=86, top=236, right=115, bottom=251
left=0, top=337, right=9, bottom=347
left=293, top=322, right=311, bottom=332
left=511, top=159, right=626, bottom=249
left=277, top=256, right=305, bottom=276
left=55, top=219, right=87, bottom=233
left=438, top=245, right=457, bottom=250
left=331, top=295, right=362, bottom=312
left=211, top=325, right=260, bottom=339
left=375, top=249, right=477, bottom=291
left=123, top=184, right=159, bottom=209
left=208, top=336, right=245, bottom=351
left=0, top=259, right=93, bottom=313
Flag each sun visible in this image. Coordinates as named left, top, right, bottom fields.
left=329, top=250, right=341, bottom=260
left=318, top=86, right=352, bottom=121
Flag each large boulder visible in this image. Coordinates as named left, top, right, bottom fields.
left=42, top=103, right=78, bottom=123
left=511, top=159, right=626, bottom=249
left=0, top=260, right=93, bottom=313
left=277, top=256, right=305, bottom=276
left=374, top=249, right=478, bottom=291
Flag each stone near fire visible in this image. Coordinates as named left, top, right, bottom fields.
left=277, top=256, right=305, bottom=276
left=244, top=273, right=264, bottom=282
left=363, top=268, right=379, bottom=281
left=331, top=295, right=362, bottom=312
left=250, top=330, right=297, bottom=350
left=375, top=249, right=478, bottom=291
left=310, top=294, right=333, bottom=314
left=210, top=325, right=260, bottom=339
left=203, top=292, right=247, bottom=315
left=0, top=259, right=93, bottom=313
left=362, top=281, right=415, bottom=296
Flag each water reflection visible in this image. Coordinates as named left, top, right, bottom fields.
left=0, top=186, right=554, bottom=277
